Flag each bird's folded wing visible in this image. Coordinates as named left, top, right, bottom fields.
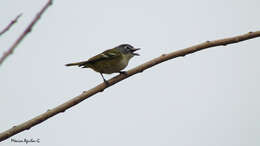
left=87, top=48, right=121, bottom=63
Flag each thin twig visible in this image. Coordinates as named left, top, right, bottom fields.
left=0, top=0, right=52, bottom=66
left=0, top=13, right=22, bottom=36
left=0, top=31, right=260, bottom=142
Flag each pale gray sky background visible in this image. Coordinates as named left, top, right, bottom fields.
left=1, top=0, right=260, bottom=145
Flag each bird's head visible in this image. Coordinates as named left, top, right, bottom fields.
left=116, top=44, right=140, bottom=58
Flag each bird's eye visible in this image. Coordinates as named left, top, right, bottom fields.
left=124, top=45, right=132, bottom=50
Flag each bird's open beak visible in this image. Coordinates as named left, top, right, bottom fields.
left=131, top=48, right=141, bottom=56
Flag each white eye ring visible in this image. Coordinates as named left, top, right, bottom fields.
left=124, top=45, right=132, bottom=50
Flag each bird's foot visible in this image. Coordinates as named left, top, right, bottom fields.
left=104, top=80, right=109, bottom=86
left=119, top=71, right=127, bottom=75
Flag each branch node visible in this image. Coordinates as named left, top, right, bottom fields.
left=25, top=28, right=32, bottom=33
left=161, top=54, right=166, bottom=57
left=0, top=13, right=22, bottom=36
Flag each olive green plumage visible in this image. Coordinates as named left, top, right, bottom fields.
left=65, top=44, right=140, bottom=83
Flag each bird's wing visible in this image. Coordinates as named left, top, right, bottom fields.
left=66, top=49, right=121, bottom=68
left=87, top=48, right=121, bottom=63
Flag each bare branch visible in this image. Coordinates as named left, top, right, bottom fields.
left=0, top=13, right=22, bottom=36
left=0, top=0, right=52, bottom=66
left=0, top=31, right=260, bottom=142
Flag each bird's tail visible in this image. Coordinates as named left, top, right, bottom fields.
left=65, top=61, right=89, bottom=68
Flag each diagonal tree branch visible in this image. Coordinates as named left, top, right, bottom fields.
left=0, top=31, right=260, bottom=142
left=0, top=13, right=22, bottom=36
left=0, top=0, right=52, bottom=66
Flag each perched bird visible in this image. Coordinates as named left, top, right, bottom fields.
left=65, top=44, right=140, bottom=84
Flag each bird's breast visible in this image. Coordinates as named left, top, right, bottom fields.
left=90, top=56, right=129, bottom=74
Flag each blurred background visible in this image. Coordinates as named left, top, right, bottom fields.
left=1, top=0, right=260, bottom=145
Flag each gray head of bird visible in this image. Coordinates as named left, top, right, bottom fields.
left=116, top=44, right=140, bottom=58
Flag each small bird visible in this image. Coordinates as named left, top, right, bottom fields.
left=65, top=44, right=140, bottom=84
